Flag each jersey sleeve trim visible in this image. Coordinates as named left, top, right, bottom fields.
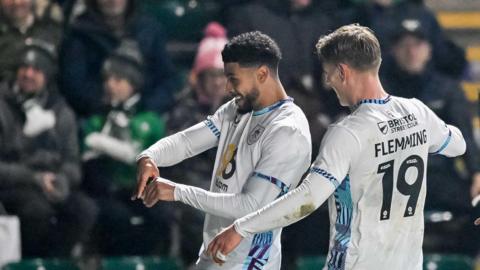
left=203, top=118, right=221, bottom=139
left=310, top=167, right=340, bottom=188
left=430, top=128, right=452, bottom=155
left=252, top=171, right=290, bottom=198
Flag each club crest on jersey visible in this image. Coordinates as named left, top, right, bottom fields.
left=247, top=124, right=265, bottom=145
left=377, top=121, right=389, bottom=135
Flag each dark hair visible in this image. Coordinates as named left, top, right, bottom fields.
left=222, top=31, right=282, bottom=70
left=316, top=24, right=382, bottom=71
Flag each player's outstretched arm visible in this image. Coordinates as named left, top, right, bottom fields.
left=138, top=102, right=229, bottom=168
left=235, top=174, right=335, bottom=236
left=137, top=122, right=219, bottom=167
left=207, top=174, right=336, bottom=263
left=137, top=141, right=308, bottom=210
left=138, top=174, right=283, bottom=212
left=164, top=126, right=311, bottom=218
left=138, top=169, right=305, bottom=212
left=132, top=122, right=219, bottom=200
left=169, top=179, right=283, bottom=218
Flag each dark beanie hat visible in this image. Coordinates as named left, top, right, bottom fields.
left=102, top=39, right=144, bottom=90
left=18, top=38, right=57, bottom=79
left=390, top=18, right=432, bottom=45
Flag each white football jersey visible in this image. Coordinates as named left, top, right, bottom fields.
left=198, top=98, right=311, bottom=269
left=234, top=95, right=465, bottom=270
left=312, top=95, right=460, bottom=270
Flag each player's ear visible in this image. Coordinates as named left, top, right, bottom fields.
left=338, top=63, right=348, bottom=83
left=256, top=65, right=269, bottom=83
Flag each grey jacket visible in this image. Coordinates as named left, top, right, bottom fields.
left=0, top=82, right=80, bottom=200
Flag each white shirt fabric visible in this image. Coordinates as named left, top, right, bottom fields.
left=139, top=98, right=312, bottom=269
left=234, top=96, right=466, bottom=270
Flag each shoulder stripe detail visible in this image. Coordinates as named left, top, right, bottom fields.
left=252, top=172, right=290, bottom=197
left=203, top=119, right=221, bottom=139
left=310, top=167, right=340, bottom=188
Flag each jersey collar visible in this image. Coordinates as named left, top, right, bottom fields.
left=352, top=95, right=392, bottom=110
left=252, top=97, right=294, bottom=116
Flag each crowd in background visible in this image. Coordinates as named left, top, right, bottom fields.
left=0, top=0, right=478, bottom=268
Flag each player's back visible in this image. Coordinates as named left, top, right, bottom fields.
left=326, top=96, right=450, bottom=270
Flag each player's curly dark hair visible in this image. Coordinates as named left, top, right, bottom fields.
left=222, top=31, right=282, bottom=71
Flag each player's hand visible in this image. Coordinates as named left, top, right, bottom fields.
left=473, top=173, right=480, bottom=226
left=207, top=225, right=244, bottom=265
left=132, top=157, right=160, bottom=200
left=470, top=173, right=480, bottom=199
left=143, top=177, right=176, bottom=207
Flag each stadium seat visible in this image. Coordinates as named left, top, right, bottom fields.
left=2, top=259, right=79, bottom=270
left=423, top=254, right=473, bottom=270
left=101, top=256, right=181, bottom=270
left=295, top=255, right=327, bottom=270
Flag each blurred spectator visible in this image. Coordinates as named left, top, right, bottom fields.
left=381, top=18, right=480, bottom=254
left=218, top=0, right=342, bottom=26
left=0, top=39, right=97, bottom=257
left=227, top=0, right=332, bottom=93
left=60, top=0, right=177, bottom=117
left=169, top=22, right=228, bottom=133
left=81, top=39, right=171, bottom=256
left=49, top=0, right=82, bottom=24
left=163, top=22, right=228, bottom=265
left=226, top=0, right=343, bottom=154
left=34, top=0, right=63, bottom=22
left=0, top=0, right=62, bottom=82
left=340, top=0, right=467, bottom=79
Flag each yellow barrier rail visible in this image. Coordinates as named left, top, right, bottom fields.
left=437, top=11, right=480, bottom=29
left=467, top=47, right=480, bottom=61
left=462, top=82, right=480, bottom=102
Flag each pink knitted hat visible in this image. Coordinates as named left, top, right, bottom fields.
left=192, top=22, right=228, bottom=75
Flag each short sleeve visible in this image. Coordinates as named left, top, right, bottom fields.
left=421, top=101, right=455, bottom=154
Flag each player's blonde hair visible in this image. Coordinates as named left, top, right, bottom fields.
left=316, top=24, right=382, bottom=71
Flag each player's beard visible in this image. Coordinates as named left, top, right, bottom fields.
left=235, top=88, right=259, bottom=114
